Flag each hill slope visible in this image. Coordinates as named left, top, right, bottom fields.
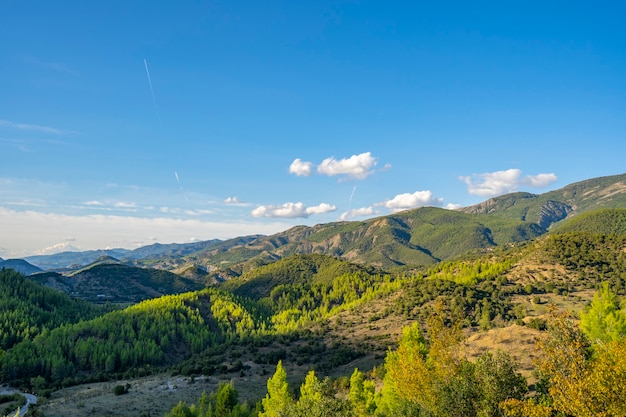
left=0, top=268, right=103, bottom=350
left=0, top=258, right=42, bottom=275
left=219, top=253, right=380, bottom=299
left=460, top=172, right=626, bottom=227
left=29, top=262, right=204, bottom=303
left=551, top=208, right=626, bottom=235
left=189, top=206, right=542, bottom=271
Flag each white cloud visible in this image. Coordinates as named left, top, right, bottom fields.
left=252, top=202, right=307, bottom=218
left=446, top=203, right=463, bottom=210
left=289, top=158, right=313, bottom=176
left=0, top=119, right=72, bottom=135
left=224, top=196, right=240, bottom=204
left=113, top=201, right=137, bottom=209
left=460, top=169, right=558, bottom=196
left=522, top=173, right=558, bottom=188
left=339, top=206, right=377, bottom=221
left=382, top=190, right=443, bottom=212
left=289, top=152, right=388, bottom=181
left=304, top=203, right=337, bottom=215
left=317, top=152, right=379, bottom=179
left=251, top=202, right=336, bottom=218
left=35, top=241, right=81, bottom=255
left=83, top=200, right=104, bottom=206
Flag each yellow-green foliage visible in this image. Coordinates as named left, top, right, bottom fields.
left=260, top=360, right=292, bottom=417
left=426, top=259, right=512, bottom=285
left=0, top=288, right=263, bottom=387
left=580, top=282, right=626, bottom=343
left=504, top=309, right=626, bottom=417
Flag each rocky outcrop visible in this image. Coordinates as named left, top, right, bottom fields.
left=537, top=200, right=573, bottom=229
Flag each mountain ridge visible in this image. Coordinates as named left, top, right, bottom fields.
left=18, top=172, right=626, bottom=273
left=0, top=258, right=43, bottom=276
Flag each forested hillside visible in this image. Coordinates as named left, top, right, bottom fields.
left=0, top=288, right=262, bottom=387
left=552, top=207, right=626, bottom=235
left=0, top=268, right=103, bottom=350
left=29, top=262, right=204, bottom=303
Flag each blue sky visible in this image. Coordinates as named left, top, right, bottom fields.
left=1, top=1, right=625, bottom=257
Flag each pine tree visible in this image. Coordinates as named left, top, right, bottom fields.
left=580, top=282, right=626, bottom=343
left=349, top=368, right=376, bottom=416
left=260, top=360, right=292, bottom=417
left=215, top=381, right=238, bottom=417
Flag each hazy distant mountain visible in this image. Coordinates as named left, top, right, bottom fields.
left=0, top=258, right=43, bottom=275
left=126, top=239, right=223, bottom=259
left=25, top=248, right=131, bottom=270
left=23, top=237, right=263, bottom=271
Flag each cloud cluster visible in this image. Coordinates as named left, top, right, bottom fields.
left=255, top=152, right=386, bottom=220
left=289, top=152, right=385, bottom=180
left=288, top=159, right=313, bottom=176
left=460, top=169, right=557, bottom=196
left=251, top=202, right=337, bottom=219
left=382, top=190, right=443, bottom=212
left=339, top=207, right=377, bottom=221
left=224, top=197, right=239, bottom=204
left=339, top=190, right=444, bottom=220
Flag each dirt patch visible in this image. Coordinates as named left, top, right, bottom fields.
left=465, top=324, right=542, bottom=380
left=40, top=372, right=269, bottom=417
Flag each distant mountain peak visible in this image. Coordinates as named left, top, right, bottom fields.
left=0, top=258, right=43, bottom=276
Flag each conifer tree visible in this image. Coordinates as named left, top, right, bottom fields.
left=349, top=368, right=376, bottom=417
left=215, top=381, right=239, bottom=417
left=580, top=282, right=626, bottom=343
left=260, top=360, right=292, bottom=417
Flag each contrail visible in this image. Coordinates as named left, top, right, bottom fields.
left=174, top=171, right=188, bottom=200
left=349, top=185, right=357, bottom=207
left=174, top=171, right=183, bottom=192
left=144, top=59, right=163, bottom=128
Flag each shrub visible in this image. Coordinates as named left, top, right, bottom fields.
left=113, top=385, right=128, bottom=396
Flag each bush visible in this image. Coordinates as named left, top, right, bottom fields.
left=526, top=317, right=547, bottom=331
left=113, top=385, right=128, bottom=396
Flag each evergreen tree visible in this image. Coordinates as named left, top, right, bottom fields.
left=260, top=360, right=292, bottom=417
left=215, top=381, right=239, bottom=417
left=580, top=282, right=626, bottom=343
left=349, top=369, right=376, bottom=417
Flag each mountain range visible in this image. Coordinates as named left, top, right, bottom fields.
left=17, top=172, right=626, bottom=275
